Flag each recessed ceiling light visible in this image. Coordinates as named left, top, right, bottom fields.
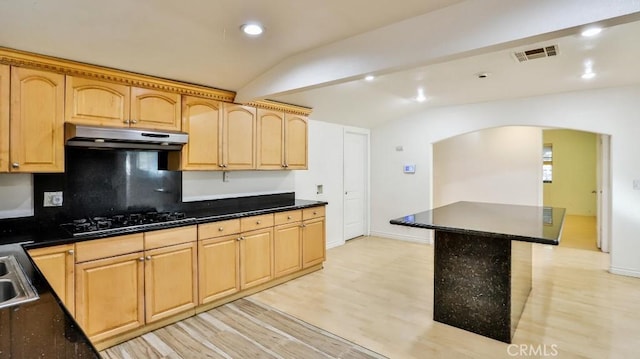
left=581, top=72, right=596, bottom=80
left=241, top=23, right=264, bottom=36
left=416, top=88, right=427, bottom=102
left=581, top=27, right=602, bottom=37
left=364, top=75, right=375, bottom=81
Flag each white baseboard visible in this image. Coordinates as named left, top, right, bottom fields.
left=326, top=240, right=344, bottom=249
left=369, top=231, right=432, bottom=244
left=609, top=266, right=640, bottom=278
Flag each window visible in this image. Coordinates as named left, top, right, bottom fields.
left=542, top=144, right=553, bottom=183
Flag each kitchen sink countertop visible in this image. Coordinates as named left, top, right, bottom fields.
left=0, top=243, right=100, bottom=358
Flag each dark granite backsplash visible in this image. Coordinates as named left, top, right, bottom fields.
left=25, top=147, right=296, bottom=228
left=34, top=148, right=182, bottom=225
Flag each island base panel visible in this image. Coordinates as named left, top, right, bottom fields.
left=433, top=231, right=531, bottom=343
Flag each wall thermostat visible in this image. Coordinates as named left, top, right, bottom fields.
left=403, top=164, right=416, bottom=174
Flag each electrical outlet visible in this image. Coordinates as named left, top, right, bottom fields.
left=43, top=191, right=63, bottom=207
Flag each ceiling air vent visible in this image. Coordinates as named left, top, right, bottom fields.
left=512, top=45, right=559, bottom=63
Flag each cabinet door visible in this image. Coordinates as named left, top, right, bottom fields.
left=75, top=252, right=144, bottom=342
left=302, top=218, right=326, bottom=268
left=222, top=103, right=255, bottom=170
left=240, top=228, right=273, bottom=289
left=198, top=235, right=240, bottom=304
left=274, top=223, right=302, bottom=278
left=144, top=241, right=197, bottom=323
left=256, top=109, right=284, bottom=170
left=172, top=96, right=222, bottom=170
left=65, top=76, right=130, bottom=127
left=10, top=67, right=64, bottom=172
left=285, top=114, right=308, bottom=170
left=131, top=87, right=181, bottom=131
left=0, top=65, right=8, bottom=173
left=27, top=244, right=75, bottom=316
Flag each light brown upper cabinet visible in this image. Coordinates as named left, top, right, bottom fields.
left=66, top=76, right=181, bottom=131
left=10, top=67, right=65, bottom=173
left=0, top=65, right=9, bottom=172
left=222, top=103, right=256, bottom=170
left=169, top=96, right=222, bottom=170
left=256, top=109, right=308, bottom=170
left=285, top=113, right=308, bottom=169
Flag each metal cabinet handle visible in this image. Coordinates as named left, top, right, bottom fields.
left=138, top=257, right=145, bottom=262
left=256, top=220, right=261, bottom=225
left=218, top=227, right=224, bottom=231
left=146, top=255, right=152, bottom=260
left=287, top=216, right=292, bottom=220
left=300, top=224, right=307, bottom=228
left=313, top=211, right=317, bottom=215
left=131, top=120, right=138, bottom=124
left=67, top=249, right=74, bottom=255
left=123, top=120, right=130, bottom=124
left=11, top=162, right=19, bottom=169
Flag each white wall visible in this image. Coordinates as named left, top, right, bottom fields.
left=370, top=84, right=640, bottom=277
left=182, top=171, right=294, bottom=201
left=433, top=126, right=542, bottom=207
left=0, top=174, right=33, bottom=218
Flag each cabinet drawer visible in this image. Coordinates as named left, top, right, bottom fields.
left=198, top=219, right=241, bottom=239
left=75, top=233, right=144, bottom=263
left=274, top=210, right=302, bottom=226
left=302, top=206, right=325, bottom=221
left=144, top=225, right=197, bottom=250
left=240, top=214, right=274, bottom=232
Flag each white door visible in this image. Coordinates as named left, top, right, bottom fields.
left=344, top=131, right=368, bottom=240
left=596, top=134, right=611, bottom=253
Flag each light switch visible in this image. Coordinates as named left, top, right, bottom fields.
left=317, top=184, right=323, bottom=194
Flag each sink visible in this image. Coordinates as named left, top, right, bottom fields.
left=0, top=280, right=17, bottom=301
left=0, top=255, right=39, bottom=309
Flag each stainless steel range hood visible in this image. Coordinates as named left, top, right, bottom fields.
left=65, top=123, right=188, bottom=150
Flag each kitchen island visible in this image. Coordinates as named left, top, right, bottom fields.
left=390, top=201, right=565, bottom=343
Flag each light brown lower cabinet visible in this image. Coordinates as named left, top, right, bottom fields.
left=30, top=208, right=324, bottom=346
left=75, top=251, right=145, bottom=343
left=240, top=228, right=274, bottom=289
left=274, top=223, right=302, bottom=278
left=198, top=227, right=274, bottom=304
left=199, top=234, right=240, bottom=304
left=27, top=244, right=75, bottom=316
left=302, top=218, right=326, bottom=268
left=74, top=226, right=197, bottom=343
left=144, top=241, right=198, bottom=323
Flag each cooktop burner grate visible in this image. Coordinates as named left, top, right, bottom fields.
left=60, top=211, right=193, bottom=237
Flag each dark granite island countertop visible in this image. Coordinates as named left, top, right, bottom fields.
left=390, top=201, right=566, bottom=245
left=390, top=201, right=566, bottom=344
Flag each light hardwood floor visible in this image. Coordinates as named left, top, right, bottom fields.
left=559, top=215, right=598, bottom=252
left=250, top=236, right=640, bottom=359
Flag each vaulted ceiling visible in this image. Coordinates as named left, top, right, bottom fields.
left=1, top=0, right=639, bottom=128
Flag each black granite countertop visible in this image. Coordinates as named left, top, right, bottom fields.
left=390, top=201, right=565, bottom=245
left=1, top=199, right=327, bottom=249
left=0, top=196, right=327, bottom=357
left=0, top=243, right=100, bottom=357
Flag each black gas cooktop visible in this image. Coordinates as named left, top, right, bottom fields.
left=60, top=211, right=196, bottom=238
